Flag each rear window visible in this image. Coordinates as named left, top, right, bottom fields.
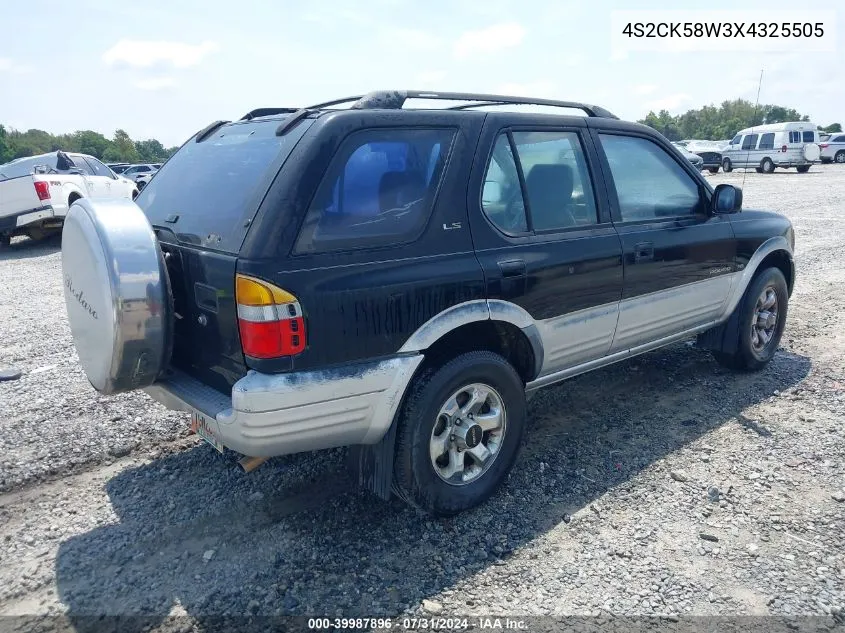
left=0, top=154, right=59, bottom=180
left=294, top=128, right=455, bottom=254
left=802, top=131, right=815, bottom=142
left=136, top=117, right=313, bottom=253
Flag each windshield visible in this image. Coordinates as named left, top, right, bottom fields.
left=136, top=117, right=313, bottom=253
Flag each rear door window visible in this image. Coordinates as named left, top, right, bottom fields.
left=137, top=117, right=313, bottom=253
left=294, top=128, right=455, bottom=254
left=802, top=131, right=815, bottom=142
left=82, top=156, right=115, bottom=178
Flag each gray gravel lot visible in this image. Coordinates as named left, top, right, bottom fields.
left=0, top=165, right=843, bottom=628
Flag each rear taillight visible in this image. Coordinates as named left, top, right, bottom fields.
left=235, top=274, right=305, bottom=359
left=34, top=181, right=51, bottom=201
left=819, top=143, right=829, bottom=149
left=781, top=145, right=788, bottom=152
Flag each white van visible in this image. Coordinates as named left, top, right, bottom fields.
left=721, top=121, right=821, bottom=173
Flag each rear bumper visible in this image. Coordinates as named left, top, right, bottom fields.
left=144, top=354, right=423, bottom=457
left=0, top=205, right=56, bottom=233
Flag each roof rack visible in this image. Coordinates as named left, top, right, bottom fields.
left=240, top=107, right=300, bottom=121
left=304, top=90, right=618, bottom=119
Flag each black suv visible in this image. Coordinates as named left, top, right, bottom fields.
left=61, top=90, right=795, bottom=516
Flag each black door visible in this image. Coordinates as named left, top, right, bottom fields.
left=467, top=114, right=624, bottom=375
left=589, top=126, right=737, bottom=352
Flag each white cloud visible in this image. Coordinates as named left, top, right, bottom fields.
left=134, top=77, right=177, bottom=91
left=103, top=40, right=219, bottom=69
left=644, top=93, right=692, bottom=112
left=453, top=22, right=526, bottom=59
left=634, top=84, right=657, bottom=96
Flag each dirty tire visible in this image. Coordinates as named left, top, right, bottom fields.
left=722, top=158, right=733, bottom=173
left=713, top=267, right=789, bottom=371
left=708, top=166, right=719, bottom=174
left=761, top=158, right=775, bottom=174
left=392, top=351, right=526, bottom=516
left=796, top=165, right=811, bottom=173
left=835, top=150, right=845, bottom=164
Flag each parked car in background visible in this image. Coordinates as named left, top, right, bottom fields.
left=683, top=140, right=726, bottom=173
left=672, top=142, right=704, bottom=170
left=122, top=164, right=159, bottom=182
left=721, top=122, right=821, bottom=173
left=107, top=163, right=131, bottom=174
left=0, top=151, right=137, bottom=246
left=819, top=133, right=845, bottom=164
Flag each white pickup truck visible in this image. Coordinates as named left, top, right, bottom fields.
left=0, top=150, right=138, bottom=246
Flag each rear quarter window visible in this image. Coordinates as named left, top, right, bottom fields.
left=294, top=128, right=455, bottom=254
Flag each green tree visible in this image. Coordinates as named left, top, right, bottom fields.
left=822, top=123, right=842, bottom=133
left=135, top=139, right=168, bottom=162
left=103, top=129, right=139, bottom=163
left=71, top=130, right=111, bottom=158
left=0, top=125, right=12, bottom=163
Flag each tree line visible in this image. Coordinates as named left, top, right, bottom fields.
left=0, top=125, right=180, bottom=165
left=638, top=99, right=842, bottom=142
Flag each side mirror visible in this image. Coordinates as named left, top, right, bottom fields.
left=713, top=183, right=742, bottom=214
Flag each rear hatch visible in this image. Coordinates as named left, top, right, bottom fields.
left=135, top=116, right=314, bottom=393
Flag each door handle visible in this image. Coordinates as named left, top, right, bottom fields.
left=498, top=259, right=526, bottom=278
left=634, top=241, right=654, bottom=263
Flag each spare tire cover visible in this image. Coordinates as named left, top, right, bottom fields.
left=804, top=143, right=821, bottom=161
left=62, top=197, right=172, bottom=395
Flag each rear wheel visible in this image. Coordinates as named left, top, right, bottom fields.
left=796, top=165, right=810, bottom=173
left=722, top=158, right=733, bottom=173
left=393, top=351, right=526, bottom=516
left=835, top=150, right=845, bottom=164
left=712, top=267, right=788, bottom=371
left=708, top=166, right=719, bottom=174
left=761, top=158, right=775, bottom=174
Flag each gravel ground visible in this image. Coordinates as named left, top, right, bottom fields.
left=0, top=165, right=843, bottom=629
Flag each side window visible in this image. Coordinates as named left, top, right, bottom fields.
left=759, top=133, right=775, bottom=150
left=802, top=131, right=815, bottom=143
left=294, top=128, right=454, bottom=254
left=598, top=134, right=702, bottom=222
left=67, top=155, right=93, bottom=175
left=741, top=134, right=758, bottom=150
left=835, top=135, right=845, bottom=143
left=789, top=131, right=800, bottom=143
left=83, top=157, right=115, bottom=178
left=481, top=135, right=528, bottom=234
left=511, top=131, right=599, bottom=230
left=730, top=135, right=741, bottom=145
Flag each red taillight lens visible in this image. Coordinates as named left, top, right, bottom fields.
left=236, top=275, right=306, bottom=359
left=34, top=181, right=51, bottom=201
left=781, top=145, right=788, bottom=152
left=819, top=143, right=829, bottom=149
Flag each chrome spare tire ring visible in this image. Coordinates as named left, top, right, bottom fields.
left=429, top=383, right=507, bottom=486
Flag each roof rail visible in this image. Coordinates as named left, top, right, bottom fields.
left=340, top=90, right=618, bottom=119
left=240, top=107, right=300, bottom=121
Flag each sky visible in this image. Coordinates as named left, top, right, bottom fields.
left=0, top=0, right=841, bottom=147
